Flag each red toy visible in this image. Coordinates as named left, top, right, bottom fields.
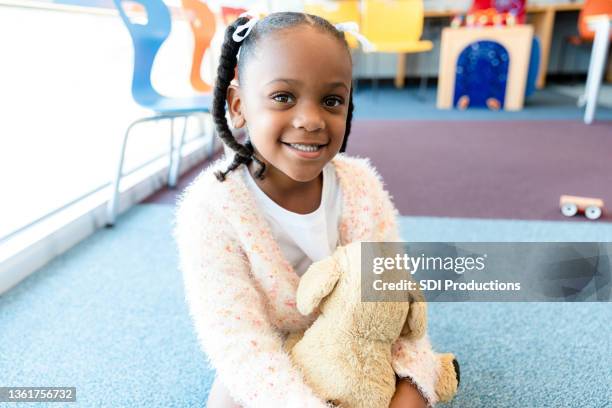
left=458, top=0, right=526, bottom=27
left=470, top=0, right=526, bottom=24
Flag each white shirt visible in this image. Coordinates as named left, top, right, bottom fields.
left=242, top=163, right=343, bottom=277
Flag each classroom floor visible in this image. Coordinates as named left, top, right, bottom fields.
left=2, top=82, right=611, bottom=407
left=2, top=206, right=611, bottom=407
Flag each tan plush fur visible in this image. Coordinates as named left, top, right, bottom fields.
left=436, top=353, right=460, bottom=403
left=287, top=241, right=459, bottom=407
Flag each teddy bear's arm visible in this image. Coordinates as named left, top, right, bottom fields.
left=401, top=291, right=428, bottom=339
left=296, top=253, right=342, bottom=316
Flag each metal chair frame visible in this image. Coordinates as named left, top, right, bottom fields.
left=107, top=0, right=212, bottom=226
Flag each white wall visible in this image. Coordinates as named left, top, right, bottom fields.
left=0, top=4, right=206, bottom=239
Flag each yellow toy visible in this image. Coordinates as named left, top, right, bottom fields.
left=285, top=241, right=459, bottom=407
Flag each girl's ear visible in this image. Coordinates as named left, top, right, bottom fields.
left=227, top=84, right=246, bottom=129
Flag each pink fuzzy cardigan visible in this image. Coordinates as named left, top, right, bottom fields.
left=173, top=154, right=441, bottom=407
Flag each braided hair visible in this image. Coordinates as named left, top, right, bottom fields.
left=213, top=12, right=355, bottom=182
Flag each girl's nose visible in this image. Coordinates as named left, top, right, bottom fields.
left=292, top=102, right=325, bottom=132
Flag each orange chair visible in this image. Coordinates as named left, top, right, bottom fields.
left=220, top=6, right=247, bottom=26
left=181, top=0, right=216, bottom=93
left=561, top=0, right=612, bottom=72
left=577, top=0, right=612, bottom=42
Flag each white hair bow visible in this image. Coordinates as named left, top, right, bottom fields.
left=232, top=15, right=375, bottom=52
left=334, top=21, right=376, bottom=52
left=232, top=11, right=261, bottom=43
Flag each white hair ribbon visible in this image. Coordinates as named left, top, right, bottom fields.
left=232, top=12, right=260, bottom=43
left=334, top=21, right=376, bottom=52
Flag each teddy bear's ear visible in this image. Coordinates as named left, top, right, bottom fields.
left=296, top=253, right=342, bottom=316
left=400, top=290, right=428, bottom=339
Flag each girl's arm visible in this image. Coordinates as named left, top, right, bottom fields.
left=390, top=379, right=428, bottom=408
left=174, top=190, right=329, bottom=408
left=371, top=171, right=439, bottom=407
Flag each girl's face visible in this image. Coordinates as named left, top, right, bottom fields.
left=228, top=26, right=352, bottom=184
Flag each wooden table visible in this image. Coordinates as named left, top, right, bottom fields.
left=526, top=3, right=582, bottom=88
left=394, top=2, right=583, bottom=89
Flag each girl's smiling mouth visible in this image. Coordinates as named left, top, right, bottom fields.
left=281, top=141, right=328, bottom=159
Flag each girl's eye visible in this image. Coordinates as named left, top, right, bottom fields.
left=271, top=93, right=294, bottom=104
left=324, top=96, right=343, bottom=108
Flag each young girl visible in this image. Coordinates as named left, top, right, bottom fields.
left=174, top=12, right=455, bottom=408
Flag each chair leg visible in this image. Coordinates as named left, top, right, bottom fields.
left=169, top=116, right=188, bottom=188
left=418, top=73, right=428, bottom=101
left=195, top=112, right=215, bottom=156
left=167, top=118, right=175, bottom=187
left=373, top=53, right=379, bottom=101
left=583, top=20, right=610, bottom=125
left=207, top=131, right=214, bottom=157
left=206, top=114, right=216, bottom=157
left=106, top=121, right=137, bottom=227
left=197, top=112, right=206, bottom=138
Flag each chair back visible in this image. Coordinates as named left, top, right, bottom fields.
left=361, top=0, right=425, bottom=44
left=113, top=0, right=171, bottom=105
left=304, top=0, right=360, bottom=48
left=578, top=0, right=612, bottom=41
left=220, top=6, right=247, bottom=26
left=182, top=0, right=216, bottom=93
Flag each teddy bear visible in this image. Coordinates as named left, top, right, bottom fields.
left=284, top=241, right=459, bottom=408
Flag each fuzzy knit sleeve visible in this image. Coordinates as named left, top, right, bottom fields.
left=360, top=158, right=441, bottom=406
left=173, top=177, right=329, bottom=408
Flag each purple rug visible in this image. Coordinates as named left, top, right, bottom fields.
left=345, top=120, right=612, bottom=222
left=151, top=120, right=612, bottom=223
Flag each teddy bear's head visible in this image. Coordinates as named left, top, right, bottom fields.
left=296, top=241, right=427, bottom=341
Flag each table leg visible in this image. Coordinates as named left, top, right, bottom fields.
left=584, top=19, right=611, bottom=124
left=531, top=8, right=555, bottom=89
left=395, top=53, right=406, bottom=88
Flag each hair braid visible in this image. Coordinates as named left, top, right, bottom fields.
left=340, top=88, right=353, bottom=153
left=212, top=16, right=266, bottom=182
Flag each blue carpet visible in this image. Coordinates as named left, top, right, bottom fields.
left=399, top=216, right=612, bottom=242
left=400, top=216, right=612, bottom=407
left=0, top=205, right=212, bottom=407
left=429, top=302, right=611, bottom=408
left=353, top=85, right=612, bottom=121
left=0, top=205, right=610, bottom=407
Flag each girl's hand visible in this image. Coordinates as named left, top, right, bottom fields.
left=389, top=379, right=428, bottom=408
